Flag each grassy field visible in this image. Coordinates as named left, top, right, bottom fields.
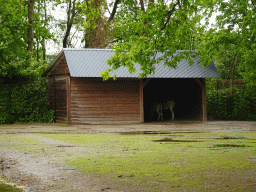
left=0, top=125, right=256, bottom=191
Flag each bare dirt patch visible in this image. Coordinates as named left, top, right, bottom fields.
left=0, top=120, right=256, bottom=191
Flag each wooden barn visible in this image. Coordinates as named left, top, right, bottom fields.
left=43, top=48, right=220, bottom=124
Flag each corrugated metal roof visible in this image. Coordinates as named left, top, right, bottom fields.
left=63, top=48, right=220, bottom=78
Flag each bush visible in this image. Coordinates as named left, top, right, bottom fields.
left=0, top=77, right=55, bottom=124
left=206, top=82, right=256, bottom=121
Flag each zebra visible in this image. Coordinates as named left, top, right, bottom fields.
left=151, top=100, right=175, bottom=121
left=151, top=102, right=163, bottom=121
left=162, top=100, right=175, bottom=121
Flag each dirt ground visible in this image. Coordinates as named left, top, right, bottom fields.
left=0, top=121, right=256, bottom=192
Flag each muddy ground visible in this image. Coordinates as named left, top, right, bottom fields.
left=0, top=121, right=256, bottom=192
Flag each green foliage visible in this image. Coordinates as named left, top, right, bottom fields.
left=97, top=0, right=256, bottom=84
left=203, top=0, right=256, bottom=85
left=102, top=0, right=203, bottom=79
left=0, top=0, right=28, bottom=77
left=206, top=80, right=256, bottom=121
left=0, top=0, right=54, bottom=125
left=0, top=77, right=55, bottom=124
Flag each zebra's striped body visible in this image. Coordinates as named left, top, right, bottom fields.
left=152, top=102, right=163, bottom=121
left=151, top=100, right=175, bottom=121
left=162, top=100, right=175, bottom=121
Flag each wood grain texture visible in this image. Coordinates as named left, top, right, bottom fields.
left=70, top=77, right=141, bottom=124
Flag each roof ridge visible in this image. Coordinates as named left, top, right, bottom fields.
left=63, top=48, right=114, bottom=51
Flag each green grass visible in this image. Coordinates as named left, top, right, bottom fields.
left=37, top=131, right=256, bottom=191
left=0, top=183, right=24, bottom=192
left=1, top=130, right=256, bottom=191
left=0, top=178, right=24, bottom=192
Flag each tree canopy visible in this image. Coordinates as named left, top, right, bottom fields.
left=0, top=0, right=52, bottom=82
left=202, top=0, right=256, bottom=85
left=0, top=0, right=255, bottom=84
left=100, top=0, right=204, bottom=80
left=97, top=0, right=256, bottom=85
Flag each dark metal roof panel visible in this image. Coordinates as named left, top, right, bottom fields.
left=63, top=48, right=220, bottom=78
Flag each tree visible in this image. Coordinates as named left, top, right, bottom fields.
left=34, top=0, right=53, bottom=60
left=213, top=43, right=242, bottom=81
left=98, top=0, right=256, bottom=84
left=100, top=0, right=204, bottom=80
left=198, top=0, right=256, bottom=85
left=50, top=0, right=119, bottom=49
left=28, top=0, right=34, bottom=52
left=62, top=0, right=77, bottom=48
left=81, top=0, right=119, bottom=48
left=0, top=0, right=53, bottom=124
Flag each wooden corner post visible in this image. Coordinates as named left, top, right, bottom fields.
left=66, top=74, right=71, bottom=124
left=202, top=78, right=207, bottom=122
left=194, top=78, right=207, bottom=122
left=140, top=79, right=144, bottom=123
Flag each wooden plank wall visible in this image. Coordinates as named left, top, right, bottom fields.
left=49, top=54, right=69, bottom=76
left=47, top=53, right=70, bottom=123
left=48, top=75, right=67, bottom=123
left=70, top=77, right=141, bottom=124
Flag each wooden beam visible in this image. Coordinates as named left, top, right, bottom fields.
left=202, top=78, right=207, bottom=122
left=194, top=78, right=203, bottom=88
left=140, top=79, right=144, bottom=122
left=66, top=74, right=71, bottom=124
left=143, top=78, right=151, bottom=88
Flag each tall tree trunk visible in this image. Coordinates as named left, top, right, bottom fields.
left=63, top=0, right=76, bottom=48
left=84, top=0, right=119, bottom=48
left=28, top=0, right=34, bottom=52
left=63, top=23, right=72, bottom=48
left=43, top=0, right=47, bottom=60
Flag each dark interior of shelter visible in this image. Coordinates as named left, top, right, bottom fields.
left=143, top=78, right=203, bottom=122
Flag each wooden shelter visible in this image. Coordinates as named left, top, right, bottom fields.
left=43, top=48, right=220, bottom=124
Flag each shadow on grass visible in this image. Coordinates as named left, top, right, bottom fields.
left=212, top=144, right=252, bottom=148
left=119, top=131, right=203, bottom=135
left=152, top=138, right=203, bottom=142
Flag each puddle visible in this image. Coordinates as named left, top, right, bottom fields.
left=171, top=131, right=204, bottom=134
left=32, top=131, right=74, bottom=134
left=152, top=138, right=203, bottom=142
left=119, top=131, right=173, bottom=135
left=57, top=145, right=75, bottom=148
left=216, top=136, right=248, bottom=140
left=119, top=131, right=203, bottom=135
left=212, top=144, right=251, bottom=148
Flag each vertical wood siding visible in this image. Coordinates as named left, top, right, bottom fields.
left=48, top=75, right=67, bottom=123
left=49, top=54, right=69, bottom=76
left=70, top=77, right=141, bottom=124
left=47, top=53, right=70, bottom=123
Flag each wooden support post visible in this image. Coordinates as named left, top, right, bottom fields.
left=194, top=78, right=207, bottom=122
left=143, top=78, right=151, bottom=88
left=66, top=74, right=71, bottom=124
left=140, top=79, right=144, bottom=123
left=202, top=78, right=207, bottom=122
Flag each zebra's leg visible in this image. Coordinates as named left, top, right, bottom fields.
left=156, top=105, right=161, bottom=121
left=170, top=108, right=174, bottom=121
left=159, top=105, right=163, bottom=121
left=157, top=108, right=161, bottom=121
left=161, top=105, right=163, bottom=121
